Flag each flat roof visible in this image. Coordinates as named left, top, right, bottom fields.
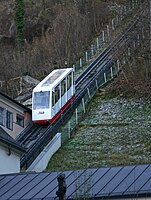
left=34, top=68, right=73, bottom=91
left=42, top=69, right=66, bottom=86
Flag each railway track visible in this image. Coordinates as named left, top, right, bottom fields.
left=19, top=6, right=146, bottom=170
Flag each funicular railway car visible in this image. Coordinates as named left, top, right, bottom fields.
left=32, top=68, right=75, bottom=124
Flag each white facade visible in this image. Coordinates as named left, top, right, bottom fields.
left=0, top=143, right=21, bottom=174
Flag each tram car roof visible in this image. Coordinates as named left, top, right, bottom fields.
left=33, top=68, right=73, bottom=91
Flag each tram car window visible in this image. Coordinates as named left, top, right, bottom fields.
left=55, top=85, right=60, bottom=104
left=33, top=91, right=50, bottom=110
left=52, top=91, right=55, bottom=107
left=61, top=79, right=66, bottom=97
left=32, top=68, right=75, bottom=124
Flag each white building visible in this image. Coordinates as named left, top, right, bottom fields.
left=0, top=127, right=25, bottom=174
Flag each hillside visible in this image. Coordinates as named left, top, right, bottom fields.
left=0, top=1, right=110, bottom=75
left=0, top=0, right=131, bottom=97
left=46, top=90, right=151, bottom=171
left=1, top=0, right=151, bottom=173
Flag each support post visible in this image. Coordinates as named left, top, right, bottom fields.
left=104, top=73, right=107, bottom=83
left=96, top=37, right=99, bottom=49
left=82, top=98, right=85, bottom=114
left=91, top=44, right=94, bottom=56
left=20, top=77, right=23, bottom=94
left=102, top=31, right=105, bottom=42
left=68, top=121, right=71, bottom=139
left=87, top=88, right=91, bottom=99
left=85, top=51, right=88, bottom=62
left=95, top=79, right=98, bottom=90
left=128, top=47, right=131, bottom=56
left=76, top=108, right=78, bottom=124
left=80, top=58, right=82, bottom=67
left=112, top=19, right=115, bottom=31
left=137, top=34, right=140, bottom=46
left=73, top=64, right=75, bottom=73
left=107, top=25, right=110, bottom=37
left=111, top=67, right=113, bottom=79
left=117, top=59, right=120, bottom=72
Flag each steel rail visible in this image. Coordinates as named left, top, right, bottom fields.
left=75, top=7, right=145, bottom=89
left=20, top=6, right=146, bottom=169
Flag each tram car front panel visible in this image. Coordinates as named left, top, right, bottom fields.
left=32, top=89, right=52, bottom=124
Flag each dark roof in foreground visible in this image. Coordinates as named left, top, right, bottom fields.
left=0, top=164, right=151, bottom=199
left=0, top=127, right=25, bottom=152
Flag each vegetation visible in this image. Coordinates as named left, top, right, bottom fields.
left=0, top=0, right=111, bottom=97
left=14, top=0, right=25, bottom=44
left=1, top=0, right=148, bottom=98
left=46, top=92, right=151, bottom=171
left=0, top=0, right=150, bottom=172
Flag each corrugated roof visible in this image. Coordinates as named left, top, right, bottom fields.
left=0, top=127, right=25, bottom=152
left=0, top=164, right=151, bottom=199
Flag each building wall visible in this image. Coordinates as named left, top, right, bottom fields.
left=0, top=144, right=20, bottom=174
left=24, top=111, right=32, bottom=127
left=0, top=99, right=31, bottom=139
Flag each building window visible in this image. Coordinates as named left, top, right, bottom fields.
left=16, top=114, right=24, bottom=127
left=0, top=107, right=6, bottom=126
left=6, top=111, right=13, bottom=130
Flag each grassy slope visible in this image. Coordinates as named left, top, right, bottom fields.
left=46, top=85, right=151, bottom=172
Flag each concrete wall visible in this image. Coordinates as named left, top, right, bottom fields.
left=27, top=133, right=61, bottom=172
left=0, top=145, right=20, bottom=174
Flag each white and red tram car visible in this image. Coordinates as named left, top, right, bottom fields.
left=32, top=68, right=75, bottom=124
